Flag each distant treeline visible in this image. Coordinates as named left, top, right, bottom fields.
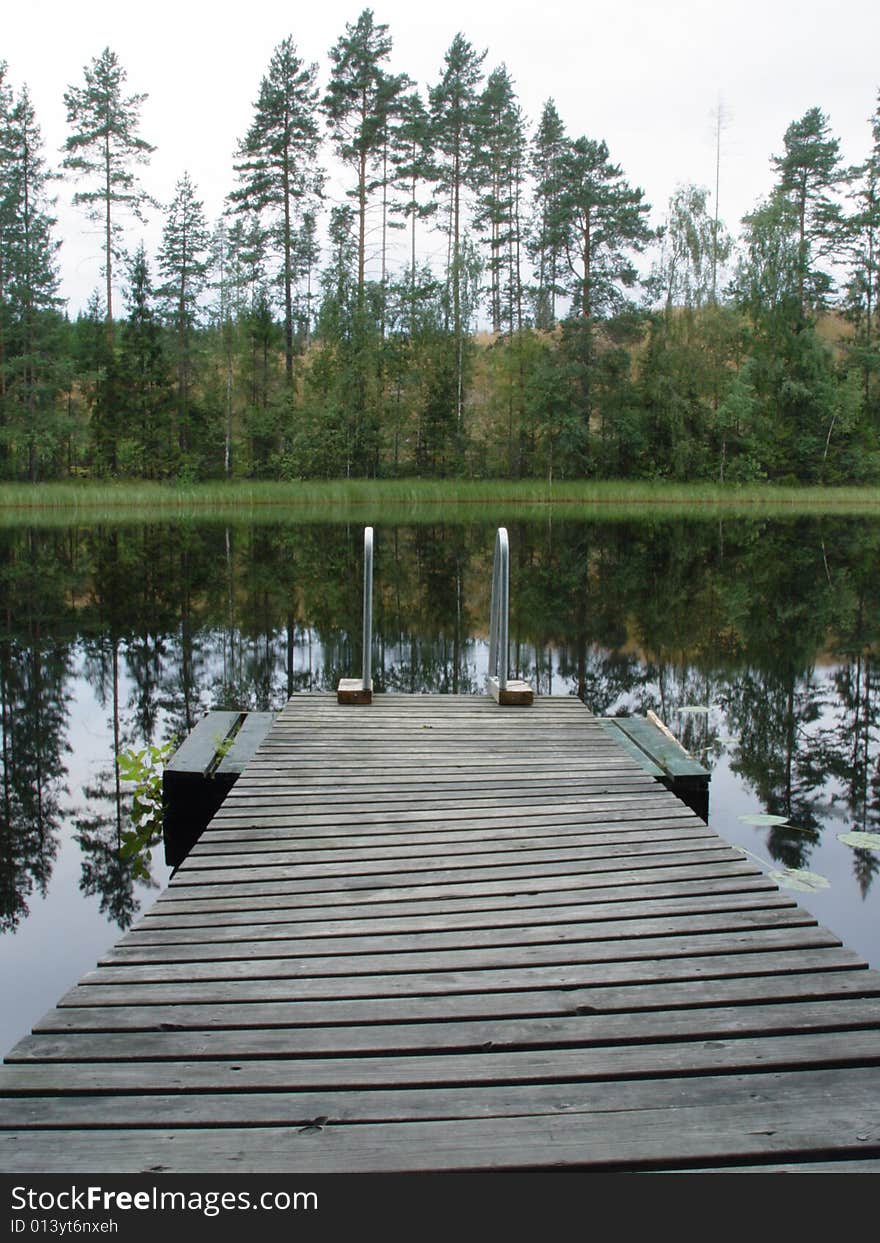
left=1, top=10, right=879, bottom=483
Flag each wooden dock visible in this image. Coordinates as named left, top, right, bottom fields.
left=2, top=693, right=880, bottom=1173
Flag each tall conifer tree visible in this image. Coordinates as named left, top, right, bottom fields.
left=471, top=66, right=526, bottom=334
left=558, top=136, right=652, bottom=321
left=62, top=48, right=155, bottom=342
left=0, top=62, right=13, bottom=427
left=0, top=73, right=63, bottom=479
left=556, top=135, right=652, bottom=433
left=771, top=106, right=850, bottom=316
left=324, top=9, right=405, bottom=309
left=429, top=34, right=486, bottom=427
left=528, top=100, right=568, bottom=330
left=119, top=244, right=171, bottom=477
left=845, top=93, right=880, bottom=408
left=157, top=172, right=211, bottom=462
left=388, top=89, right=435, bottom=331
left=230, top=36, right=321, bottom=386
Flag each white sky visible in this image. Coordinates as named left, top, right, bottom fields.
left=4, top=0, right=879, bottom=315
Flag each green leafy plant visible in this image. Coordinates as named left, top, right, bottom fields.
left=118, top=740, right=177, bottom=880
left=212, top=731, right=235, bottom=762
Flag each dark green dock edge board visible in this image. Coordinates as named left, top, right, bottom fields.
left=600, top=716, right=709, bottom=780
left=162, top=711, right=277, bottom=868
left=598, top=719, right=664, bottom=776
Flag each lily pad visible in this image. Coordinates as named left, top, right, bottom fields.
left=837, top=832, right=880, bottom=853
left=738, top=813, right=790, bottom=827
left=769, top=868, right=831, bottom=893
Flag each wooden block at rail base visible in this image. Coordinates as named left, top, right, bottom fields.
left=337, top=678, right=373, bottom=704
left=487, top=676, right=534, bottom=706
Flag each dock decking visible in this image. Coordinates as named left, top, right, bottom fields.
left=3, top=693, right=880, bottom=1173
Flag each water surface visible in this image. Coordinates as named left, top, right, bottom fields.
left=2, top=513, right=878, bottom=1054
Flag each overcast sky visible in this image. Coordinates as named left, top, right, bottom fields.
left=4, top=0, right=879, bottom=315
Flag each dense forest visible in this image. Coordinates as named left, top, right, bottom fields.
left=1, top=9, right=879, bottom=484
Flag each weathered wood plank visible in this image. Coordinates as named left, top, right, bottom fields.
left=165, top=841, right=737, bottom=894
left=175, top=827, right=718, bottom=874
left=77, top=925, right=841, bottom=986
left=54, top=946, right=865, bottom=1008
left=6, top=1090, right=877, bottom=1173
left=10, top=998, right=880, bottom=1065
left=204, top=797, right=694, bottom=834
left=100, top=908, right=816, bottom=966
left=4, top=1066, right=874, bottom=1130
left=145, top=861, right=773, bottom=920
left=3, top=1030, right=880, bottom=1094
left=122, top=889, right=795, bottom=945
left=33, top=969, right=880, bottom=1034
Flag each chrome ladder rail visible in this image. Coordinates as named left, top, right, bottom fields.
left=337, top=525, right=374, bottom=703
left=362, top=524, right=373, bottom=691
left=488, top=526, right=510, bottom=692
left=487, top=526, right=533, bottom=706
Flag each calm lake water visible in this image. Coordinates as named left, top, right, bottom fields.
left=1, top=512, right=878, bottom=1055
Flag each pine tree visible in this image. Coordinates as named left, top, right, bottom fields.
left=734, top=196, right=840, bottom=480
left=292, top=209, right=320, bottom=349
left=219, top=217, right=281, bottom=471
left=429, top=33, right=486, bottom=428
left=317, top=205, right=358, bottom=339
left=844, top=93, right=880, bottom=411
left=771, top=106, right=850, bottom=317
left=157, top=172, right=211, bottom=466
left=0, top=62, right=13, bottom=436
left=208, top=219, right=237, bottom=476
left=388, top=89, right=435, bottom=333
left=528, top=99, right=568, bottom=330
left=76, top=288, right=119, bottom=474
left=230, top=36, right=321, bottom=387
left=324, top=9, right=405, bottom=309
left=118, top=244, right=171, bottom=477
left=554, top=135, right=652, bottom=442
left=62, top=48, right=155, bottom=343
left=471, top=66, right=526, bottom=335
left=558, top=136, right=653, bottom=321
left=0, top=72, right=64, bottom=479
left=373, top=72, right=415, bottom=338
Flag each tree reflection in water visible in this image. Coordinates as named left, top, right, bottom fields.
left=0, top=513, right=877, bottom=953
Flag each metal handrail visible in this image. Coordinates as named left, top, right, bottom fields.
left=487, top=526, right=509, bottom=692
left=361, top=525, right=373, bottom=690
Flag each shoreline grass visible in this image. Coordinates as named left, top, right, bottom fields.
left=0, top=477, right=878, bottom=526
